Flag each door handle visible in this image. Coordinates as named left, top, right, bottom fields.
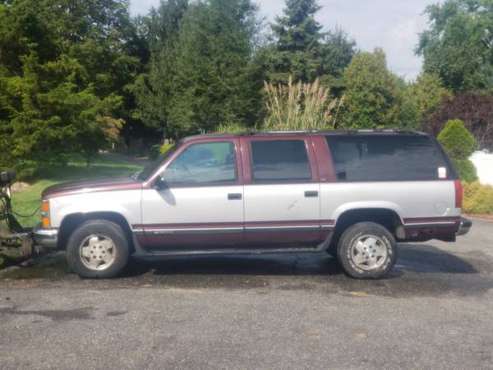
left=304, top=191, right=319, bottom=198
left=228, top=193, right=242, bottom=200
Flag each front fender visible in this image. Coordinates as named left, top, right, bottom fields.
left=48, top=190, right=141, bottom=228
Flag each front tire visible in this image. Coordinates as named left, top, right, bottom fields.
left=66, top=220, right=129, bottom=279
left=337, top=222, right=397, bottom=279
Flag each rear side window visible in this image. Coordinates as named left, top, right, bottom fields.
left=251, top=140, right=312, bottom=182
left=325, top=135, right=452, bottom=182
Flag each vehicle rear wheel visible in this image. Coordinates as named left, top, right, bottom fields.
left=337, top=222, right=397, bottom=279
left=66, top=220, right=129, bottom=279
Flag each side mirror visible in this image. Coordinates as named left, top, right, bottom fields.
left=153, top=176, right=169, bottom=190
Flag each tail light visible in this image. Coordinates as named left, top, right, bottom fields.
left=454, top=180, right=463, bottom=209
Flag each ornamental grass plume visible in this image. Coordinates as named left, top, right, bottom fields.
left=263, top=76, right=344, bottom=131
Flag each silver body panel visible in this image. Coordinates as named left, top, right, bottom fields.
left=244, top=184, right=320, bottom=223
left=320, top=181, right=460, bottom=223
left=48, top=190, right=142, bottom=228
left=141, top=186, right=244, bottom=226
left=47, top=180, right=459, bottom=230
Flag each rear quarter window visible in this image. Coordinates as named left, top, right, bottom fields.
left=325, top=135, right=454, bottom=182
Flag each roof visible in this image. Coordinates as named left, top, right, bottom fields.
left=182, top=129, right=429, bottom=142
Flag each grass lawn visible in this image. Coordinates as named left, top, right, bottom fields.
left=10, top=154, right=145, bottom=228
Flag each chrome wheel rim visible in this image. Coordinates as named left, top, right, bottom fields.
left=79, top=234, right=116, bottom=271
left=350, top=235, right=388, bottom=271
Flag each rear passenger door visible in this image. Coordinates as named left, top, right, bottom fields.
left=242, top=137, right=322, bottom=247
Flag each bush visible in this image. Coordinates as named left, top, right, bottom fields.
left=438, top=119, right=478, bottom=182
left=453, top=159, right=478, bottom=183
left=438, top=119, right=477, bottom=159
left=160, top=142, right=175, bottom=155
left=463, top=182, right=493, bottom=215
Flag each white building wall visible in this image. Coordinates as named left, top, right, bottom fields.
left=470, top=151, right=493, bottom=186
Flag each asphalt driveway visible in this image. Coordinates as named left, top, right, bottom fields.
left=1, top=218, right=493, bottom=369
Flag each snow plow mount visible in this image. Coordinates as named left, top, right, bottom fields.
left=1, top=170, right=34, bottom=266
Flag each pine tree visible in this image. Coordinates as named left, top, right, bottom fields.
left=265, top=0, right=356, bottom=86
left=166, top=0, right=263, bottom=137
left=268, top=0, right=324, bottom=83
left=131, top=0, right=189, bottom=137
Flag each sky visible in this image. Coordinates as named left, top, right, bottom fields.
left=129, top=0, right=441, bottom=80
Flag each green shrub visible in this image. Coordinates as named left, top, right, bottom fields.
left=463, top=182, right=493, bottom=214
left=160, top=142, right=175, bottom=154
left=438, top=119, right=477, bottom=159
left=438, top=119, right=478, bottom=182
left=453, top=159, right=478, bottom=183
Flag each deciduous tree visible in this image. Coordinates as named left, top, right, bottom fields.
left=417, top=0, right=493, bottom=92
left=426, top=93, right=493, bottom=150
left=341, top=49, right=402, bottom=129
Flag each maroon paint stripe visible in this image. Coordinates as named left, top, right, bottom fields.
left=44, top=183, right=142, bottom=199
left=403, top=216, right=460, bottom=224
left=246, top=220, right=323, bottom=227
left=133, top=220, right=336, bottom=230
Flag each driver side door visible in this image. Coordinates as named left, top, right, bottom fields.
left=140, top=139, right=244, bottom=250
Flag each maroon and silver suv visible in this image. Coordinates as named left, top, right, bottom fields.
left=34, top=130, right=471, bottom=279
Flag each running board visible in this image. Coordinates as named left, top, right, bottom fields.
left=132, top=247, right=325, bottom=259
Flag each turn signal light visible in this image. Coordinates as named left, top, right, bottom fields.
left=41, top=200, right=51, bottom=228
left=41, top=200, right=50, bottom=214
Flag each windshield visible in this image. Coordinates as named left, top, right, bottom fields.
left=136, top=143, right=180, bottom=181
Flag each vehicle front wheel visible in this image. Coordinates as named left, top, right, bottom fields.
left=337, top=222, right=397, bottom=279
left=66, top=220, right=129, bottom=279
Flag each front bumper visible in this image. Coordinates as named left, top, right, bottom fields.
left=33, top=226, right=58, bottom=248
left=457, top=217, right=472, bottom=236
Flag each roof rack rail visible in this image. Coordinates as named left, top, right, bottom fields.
left=182, top=128, right=428, bottom=140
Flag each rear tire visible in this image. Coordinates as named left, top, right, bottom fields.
left=66, top=220, right=129, bottom=279
left=337, top=222, right=397, bottom=279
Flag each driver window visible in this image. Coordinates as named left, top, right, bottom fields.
left=162, top=142, right=237, bottom=186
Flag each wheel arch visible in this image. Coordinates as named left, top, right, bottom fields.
left=330, top=207, right=405, bottom=249
left=57, top=211, right=134, bottom=251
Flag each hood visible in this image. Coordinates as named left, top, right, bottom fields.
left=42, top=177, right=142, bottom=199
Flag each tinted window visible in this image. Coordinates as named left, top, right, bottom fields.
left=326, top=135, right=450, bottom=182
left=137, top=143, right=179, bottom=181
left=251, top=140, right=312, bottom=182
left=163, top=142, right=236, bottom=186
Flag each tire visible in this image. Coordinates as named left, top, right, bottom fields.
left=337, top=222, right=397, bottom=279
left=66, top=219, right=129, bottom=279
